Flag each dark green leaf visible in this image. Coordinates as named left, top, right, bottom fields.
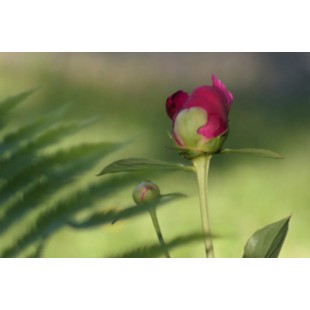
left=0, top=105, right=88, bottom=157
left=219, top=148, right=283, bottom=159
left=0, top=175, right=134, bottom=258
left=0, top=141, right=117, bottom=206
left=97, top=158, right=193, bottom=176
left=109, top=232, right=210, bottom=258
left=0, top=87, right=39, bottom=115
left=26, top=238, right=46, bottom=258
left=66, top=193, right=186, bottom=229
left=0, top=121, right=97, bottom=180
left=111, top=193, right=186, bottom=224
left=0, top=142, right=120, bottom=234
left=243, top=216, right=291, bottom=258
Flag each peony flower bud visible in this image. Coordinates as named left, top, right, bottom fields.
left=166, top=74, right=233, bottom=156
left=132, top=180, right=160, bottom=205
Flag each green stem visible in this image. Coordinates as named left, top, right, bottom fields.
left=149, top=209, right=171, bottom=258
left=193, top=155, right=214, bottom=258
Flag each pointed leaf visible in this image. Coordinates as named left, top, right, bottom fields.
left=219, top=148, right=283, bottom=159
left=0, top=88, right=39, bottom=114
left=97, top=158, right=193, bottom=176
left=0, top=121, right=98, bottom=181
left=111, top=193, right=186, bottom=224
left=0, top=107, right=92, bottom=157
left=0, top=141, right=117, bottom=206
left=0, top=175, right=134, bottom=258
left=0, top=142, right=120, bottom=234
left=109, top=232, right=210, bottom=258
left=243, top=216, right=291, bottom=258
left=66, top=193, right=186, bottom=229
left=26, top=238, right=46, bottom=258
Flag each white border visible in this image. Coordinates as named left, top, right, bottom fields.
left=0, top=1, right=309, bottom=308
left=0, top=0, right=309, bottom=51
left=0, top=259, right=309, bottom=309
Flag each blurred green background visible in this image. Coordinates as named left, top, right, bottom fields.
left=0, top=53, right=309, bottom=257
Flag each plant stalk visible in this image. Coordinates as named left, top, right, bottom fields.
left=149, top=209, right=171, bottom=258
left=193, top=155, right=214, bottom=258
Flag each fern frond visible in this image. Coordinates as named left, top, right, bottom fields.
left=0, top=88, right=169, bottom=258
left=0, top=141, right=114, bottom=207
left=0, top=175, right=133, bottom=257
left=0, top=104, right=73, bottom=156
left=0, top=121, right=95, bottom=180
left=26, top=238, right=46, bottom=258
left=0, top=88, right=38, bottom=115
left=0, top=142, right=119, bottom=234
left=109, top=232, right=207, bottom=258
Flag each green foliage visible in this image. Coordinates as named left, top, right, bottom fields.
left=243, top=216, right=291, bottom=258
left=0, top=142, right=120, bottom=235
left=0, top=175, right=133, bottom=257
left=66, top=193, right=186, bottom=228
left=0, top=88, right=289, bottom=258
left=110, top=232, right=208, bottom=258
left=98, top=157, right=193, bottom=176
left=0, top=88, right=39, bottom=128
left=97, top=148, right=282, bottom=178
left=219, top=148, right=283, bottom=158
left=0, top=89, right=197, bottom=258
left=0, top=89, right=132, bottom=257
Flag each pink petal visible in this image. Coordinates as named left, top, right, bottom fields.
left=185, top=85, right=229, bottom=121
left=197, top=114, right=227, bottom=139
left=166, top=90, right=189, bottom=119
left=211, top=74, right=233, bottom=107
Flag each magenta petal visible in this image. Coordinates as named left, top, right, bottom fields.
left=185, top=85, right=228, bottom=121
left=166, top=90, right=189, bottom=119
left=211, top=74, right=233, bottom=107
left=197, top=114, right=227, bottom=139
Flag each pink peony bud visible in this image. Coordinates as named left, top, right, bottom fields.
left=132, top=181, right=160, bottom=205
left=166, top=75, right=233, bottom=156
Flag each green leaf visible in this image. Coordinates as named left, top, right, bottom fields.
left=0, top=142, right=120, bottom=234
left=111, top=193, right=186, bottom=224
left=0, top=87, right=39, bottom=115
left=66, top=193, right=186, bottom=229
left=109, top=232, right=210, bottom=258
left=219, top=148, right=283, bottom=159
left=243, top=216, right=291, bottom=258
left=0, top=141, right=117, bottom=207
left=0, top=175, right=134, bottom=258
left=0, top=121, right=96, bottom=180
left=0, top=104, right=78, bottom=156
left=26, top=238, right=46, bottom=258
left=97, top=158, right=193, bottom=176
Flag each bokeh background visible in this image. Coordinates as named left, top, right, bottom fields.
left=0, top=53, right=309, bottom=257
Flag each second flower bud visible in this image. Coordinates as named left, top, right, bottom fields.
left=132, top=180, right=160, bottom=205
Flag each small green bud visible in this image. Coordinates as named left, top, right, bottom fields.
left=132, top=181, right=160, bottom=205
